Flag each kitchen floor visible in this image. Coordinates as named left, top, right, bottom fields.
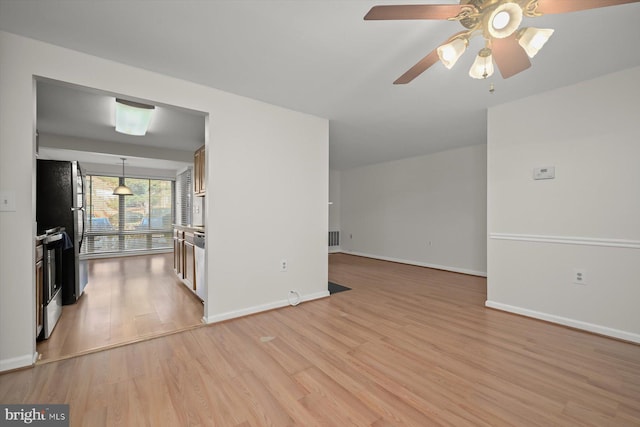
left=36, top=253, right=204, bottom=363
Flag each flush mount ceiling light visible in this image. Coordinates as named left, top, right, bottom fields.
left=115, top=98, right=155, bottom=136
left=113, top=158, right=133, bottom=196
left=364, top=0, right=640, bottom=83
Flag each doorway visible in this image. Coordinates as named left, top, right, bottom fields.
left=35, top=78, right=207, bottom=361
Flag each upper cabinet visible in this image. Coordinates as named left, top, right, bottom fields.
left=194, top=144, right=205, bottom=196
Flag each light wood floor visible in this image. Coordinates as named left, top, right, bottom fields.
left=36, top=253, right=204, bottom=362
left=3, top=253, right=639, bottom=426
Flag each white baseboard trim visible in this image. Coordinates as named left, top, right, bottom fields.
left=328, top=247, right=341, bottom=254
left=0, top=353, right=33, bottom=372
left=485, top=300, right=640, bottom=344
left=203, top=290, right=330, bottom=324
left=489, top=233, right=640, bottom=249
left=341, top=250, right=487, bottom=277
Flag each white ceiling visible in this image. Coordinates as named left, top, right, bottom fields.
left=1, top=0, right=639, bottom=170
left=37, top=79, right=206, bottom=152
left=34, top=78, right=205, bottom=171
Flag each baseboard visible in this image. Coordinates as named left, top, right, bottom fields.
left=203, top=290, right=330, bottom=324
left=328, top=247, right=341, bottom=254
left=341, top=250, right=487, bottom=277
left=0, top=353, right=34, bottom=372
left=485, top=300, right=640, bottom=344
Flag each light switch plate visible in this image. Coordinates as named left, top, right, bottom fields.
left=533, top=166, right=555, bottom=180
left=0, top=190, right=16, bottom=212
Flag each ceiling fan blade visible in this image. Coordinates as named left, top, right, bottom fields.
left=394, top=50, right=439, bottom=84
left=393, top=32, right=468, bottom=84
left=492, top=34, right=531, bottom=79
left=535, top=0, right=640, bottom=15
left=364, top=4, right=467, bottom=20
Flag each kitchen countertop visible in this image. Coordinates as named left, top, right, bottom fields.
left=173, top=224, right=205, bottom=233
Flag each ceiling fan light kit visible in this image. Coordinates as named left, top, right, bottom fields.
left=469, top=47, right=495, bottom=79
left=517, top=27, right=555, bottom=57
left=364, top=0, right=640, bottom=84
left=486, top=2, right=523, bottom=38
left=436, top=37, right=468, bottom=69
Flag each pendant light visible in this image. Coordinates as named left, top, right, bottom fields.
left=113, top=158, right=133, bottom=196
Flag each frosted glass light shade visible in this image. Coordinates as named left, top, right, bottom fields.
left=115, top=98, right=155, bottom=136
left=113, top=184, right=133, bottom=195
left=437, top=38, right=468, bottom=69
left=469, top=48, right=494, bottom=79
left=487, top=3, right=523, bottom=39
left=518, top=27, right=554, bottom=58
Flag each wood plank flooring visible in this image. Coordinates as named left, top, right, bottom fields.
left=3, top=253, right=639, bottom=426
left=36, top=253, right=204, bottom=362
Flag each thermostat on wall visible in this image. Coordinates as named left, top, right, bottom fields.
left=533, top=166, right=555, bottom=180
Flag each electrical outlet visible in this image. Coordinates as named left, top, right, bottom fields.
left=573, top=269, right=587, bottom=285
left=0, top=190, right=16, bottom=212
left=533, top=166, right=555, bottom=180
left=280, top=259, right=288, bottom=272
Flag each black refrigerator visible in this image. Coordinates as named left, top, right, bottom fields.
left=37, top=159, right=89, bottom=305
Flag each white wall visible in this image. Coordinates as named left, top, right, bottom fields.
left=0, top=31, right=328, bottom=371
left=78, top=162, right=178, bottom=180
left=340, top=145, right=487, bottom=276
left=328, top=170, right=341, bottom=251
left=487, top=66, right=640, bottom=343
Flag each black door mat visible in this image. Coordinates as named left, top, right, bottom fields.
left=328, top=282, right=351, bottom=294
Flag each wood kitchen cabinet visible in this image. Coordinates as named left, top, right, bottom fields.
left=173, top=229, right=184, bottom=278
left=194, top=145, right=205, bottom=196
left=184, top=232, right=196, bottom=291
left=35, top=240, right=44, bottom=338
left=173, top=226, right=201, bottom=299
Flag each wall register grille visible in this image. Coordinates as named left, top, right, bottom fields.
left=329, top=231, right=340, bottom=247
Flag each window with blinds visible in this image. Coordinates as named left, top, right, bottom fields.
left=82, top=175, right=174, bottom=256
left=176, top=168, right=192, bottom=226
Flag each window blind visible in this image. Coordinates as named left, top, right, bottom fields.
left=176, top=168, right=192, bottom=226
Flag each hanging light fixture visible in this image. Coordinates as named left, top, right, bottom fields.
left=113, top=158, right=134, bottom=196
left=115, top=98, right=155, bottom=136
left=364, top=0, right=578, bottom=83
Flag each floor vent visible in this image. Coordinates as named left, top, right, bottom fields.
left=329, top=231, right=340, bottom=247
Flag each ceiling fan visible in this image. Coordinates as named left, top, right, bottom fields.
left=364, top=0, right=640, bottom=84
